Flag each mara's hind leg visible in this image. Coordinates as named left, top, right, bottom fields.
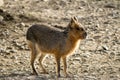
left=38, top=54, right=48, bottom=74
left=28, top=41, right=38, bottom=75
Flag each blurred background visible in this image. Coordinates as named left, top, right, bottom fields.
left=0, top=0, right=120, bottom=80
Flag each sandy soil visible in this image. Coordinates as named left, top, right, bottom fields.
left=0, top=0, right=120, bottom=80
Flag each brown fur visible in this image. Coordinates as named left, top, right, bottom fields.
left=26, top=17, right=87, bottom=77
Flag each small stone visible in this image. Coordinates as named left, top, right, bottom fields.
left=10, top=56, right=16, bottom=59
left=14, top=0, right=18, bottom=1
left=102, top=45, right=109, bottom=50
left=0, top=0, right=4, bottom=6
left=0, top=63, right=4, bottom=66
left=17, top=22, right=26, bottom=28
left=0, top=15, right=4, bottom=22
left=20, top=22, right=25, bottom=27
left=93, top=36, right=101, bottom=39
left=42, top=0, right=49, bottom=2
left=19, top=61, right=24, bottom=64
left=6, top=46, right=12, bottom=49
left=27, top=75, right=37, bottom=80
left=9, top=50, right=16, bottom=53
left=104, top=4, right=116, bottom=8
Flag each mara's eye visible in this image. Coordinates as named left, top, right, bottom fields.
left=76, top=27, right=80, bottom=30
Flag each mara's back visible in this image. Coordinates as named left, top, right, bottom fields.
left=26, top=24, right=67, bottom=53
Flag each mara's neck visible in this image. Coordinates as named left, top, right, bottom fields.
left=65, top=34, right=80, bottom=55
left=68, top=34, right=80, bottom=49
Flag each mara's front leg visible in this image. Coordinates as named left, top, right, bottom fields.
left=55, top=56, right=61, bottom=77
left=62, top=56, right=69, bottom=77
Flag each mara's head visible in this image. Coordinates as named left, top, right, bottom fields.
left=67, top=16, right=87, bottom=40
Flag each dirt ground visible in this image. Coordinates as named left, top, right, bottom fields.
left=0, top=0, right=120, bottom=80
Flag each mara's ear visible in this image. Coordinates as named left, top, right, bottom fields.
left=70, top=16, right=78, bottom=24
left=71, top=17, right=76, bottom=23
left=73, top=16, right=78, bottom=22
left=69, top=16, right=77, bottom=28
